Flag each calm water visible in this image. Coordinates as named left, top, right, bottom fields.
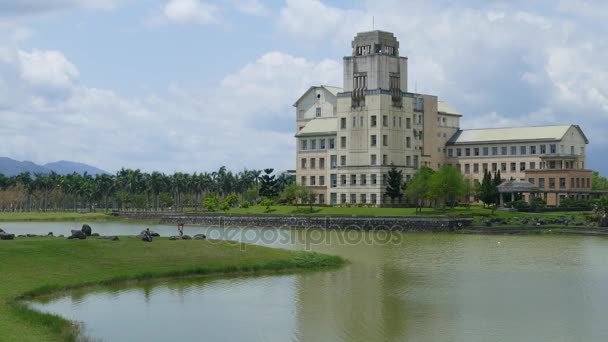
left=17, top=222, right=608, bottom=341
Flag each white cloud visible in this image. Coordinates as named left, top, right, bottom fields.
left=232, top=0, right=270, bottom=16
left=18, top=49, right=79, bottom=89
left=0, top=0, right=122, bottom=19
left=163, top=0, right=219, bottom=24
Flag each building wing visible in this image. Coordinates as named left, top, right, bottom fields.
left=447, top=125, right=579, bottom=145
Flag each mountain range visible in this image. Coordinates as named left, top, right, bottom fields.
left=0, top=157, right=109, bottom=176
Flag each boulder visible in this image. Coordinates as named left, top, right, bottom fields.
left=102, top=236, right=119, bottom=241
left=193, top=234, right=207, bottom=240
left=81, top=224, right=92, bottom=236
left=68, top=230, right=87, bottom=240
left=0, top=228, right=4, bottom=233
left=139, top=230, right=160, bottom=237
left=58, top=234, right=65, bottom=238
left=181, top=235, right=192, bottom=240
left=0, top=232, right=15, bottom=240
left=48, top=232, right=54, bottom=237
left=26, top=234, right=38, bottom=238
left=169, top=236, right=178, bottom=240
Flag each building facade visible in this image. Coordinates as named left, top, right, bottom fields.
left=294, top=30, right=592, bottom=207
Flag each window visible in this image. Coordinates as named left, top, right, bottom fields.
left=474, top=148, right=480, bottom=156
left=371, top=135, right=377, bottom=147
left=399, top=117, right=402, bottom=127
left=320, top=176, right=325, bottom=186
left=315, top=107, right=321, bottom=117
left=530, top=146, right=536, bottom=154
left=301, top=158, right=307, bottom=169
left=530, top=162, right=536, bottom=170
left=406, top=137, right=411, bottom=148
left=341, top=175, right=347, bottom=185
left=550, top=144, right=557, bottom=154
left=549, top=161, right=556, bottom=169
left=351, top=175, right=357, bottom=185
left=540, top=144, right=546, bottom=154
left=549, top=178, right=555, bottom=188
left=510, top=163, right=516, bottom=172
left=311, top=140, right=316, bottom=150
left=319, top=194, right=325, bottom=204
left=341, top=118, right=346, bottom=129
left=301, top=176, right=306, bottom=185
left=457, top=148, right=462, bottom=157
left=371, top=194, right=377, bottom=204
left=393, top=116, right=396, bottom=127
left=371, top=154, right=377, bottom=165
left=340, top=155, right=346, bottom=166
left=465, top=148, right=471, bottom=156
left=520, top=162, right=525, bottom=171
left=340, top=136, right=346, bottom=148
left=361, top=174, right=367, bottom=185
left=382, top=154, right=388, bottom=165
left=361, top=194, right=367, bottom=204
left=570, top=146, right=575, bottom=155
left=352, top=116, right=356, bottom=128
left=301, top=140, right=308, bottom=150
left=501, top=163, right=507, bottom=172
left=529, top=178, right=535, bottom=185
left=406, top=118, right=411, bottom=129
left=539, top=178, right=545, bottom=188
left=310, top=158, right=316, bottom=169
left=492, top=163, right=497, bottom=172
left=351, top=194, right=356, bottom=204
left=330, top=155, right=337, bottom=169
left=383, top=135, right=388, bottom=146
left=520, top=146, right=526, bottom=155
left=560, top=178, right=566, bottom=189
left=473, top=163, right=479, bottom=173
left=406, top=156, right=411, bottom=166
left=370, top=115, right=377, bottom=127
left=329, top=138, right=335, bottom=149
left=320, top=139, right=326, bottom=149
left=511, top=146, right=517, bottom=155
left=465, top=164, right=470, bottom=174
left=483, top=147, right=489, bottom=156
left=331, top=174, right=337, bottom=188
left=383, top=115, right=388, bottom=127
left=382, top=174, right=387, bottom=185
left=447, top=149, right=453, bottom=157
left=501, top=147, right=508, bottom=155
left=492, top=147, right=498, bottom=155
left=310, top=176, right=316, bottom=185
left=371, top=174, right=377, bottom=184
left=319, top=158, right=325, bottom=169
left=360, top=116, right=364, bottom=127
left=341, top=194, right=346, bottom=204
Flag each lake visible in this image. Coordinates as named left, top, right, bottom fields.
left=9, top=221, right=608, bottom=341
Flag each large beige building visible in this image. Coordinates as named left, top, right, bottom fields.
left=294, top=30, right=592, bottom=207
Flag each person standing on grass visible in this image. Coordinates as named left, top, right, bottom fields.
left=178, top=223, right=184, bottom=238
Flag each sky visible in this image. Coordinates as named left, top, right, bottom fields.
left=0, top=0, right=607, bottom=175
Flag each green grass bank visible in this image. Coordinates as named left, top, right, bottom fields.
left=0, top=237, right=343, bottom=341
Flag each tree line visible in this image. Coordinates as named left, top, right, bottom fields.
left=0, top=167, right=293, bottom=212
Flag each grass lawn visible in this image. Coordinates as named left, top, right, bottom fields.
left=0, top=237, right=343, bottom=341
left=0, top=211, right=118, bottom=222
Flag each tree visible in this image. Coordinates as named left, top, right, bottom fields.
left=404, top=166, right=434, bottom=214
left=385, top=163, right=403, bottom=204
left=280, top=183, right=300, bottom=205
left=259, top=168, right=278, bottom=198
left=260, top=198, right=273, bottom=212
left=158, top=192, right=173, bottom=210
left=477, top=170, right=495, bottom=208
left=593, top=196, right=608, bottom=227
left=428, top=165, right=465, bottom=208
left=592, top=171, right=608, bottom=190
left=296, top=185, right=316, bottom=212
left=203, top=195, right=219, bottom=211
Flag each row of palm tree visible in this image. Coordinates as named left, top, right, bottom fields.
left=0, top=167, right=295, bottom=212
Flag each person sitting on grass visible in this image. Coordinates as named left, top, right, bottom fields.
left=142, top=228, right=153, bottom=242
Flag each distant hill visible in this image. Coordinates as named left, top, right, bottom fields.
left=0, top=157, right=109, bottom=176
left=43, top=161, right=109, bottom=176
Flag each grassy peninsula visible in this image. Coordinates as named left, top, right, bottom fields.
left=0, top=237, right=343, bottom=341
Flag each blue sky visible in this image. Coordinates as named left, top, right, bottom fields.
left=0, top=0, right=607, bottom=175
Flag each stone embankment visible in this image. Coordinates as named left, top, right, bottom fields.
left=120, top=212, right=473, bottom=232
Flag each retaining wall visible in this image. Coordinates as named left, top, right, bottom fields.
left=120, top=212, right=473, bottom=232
